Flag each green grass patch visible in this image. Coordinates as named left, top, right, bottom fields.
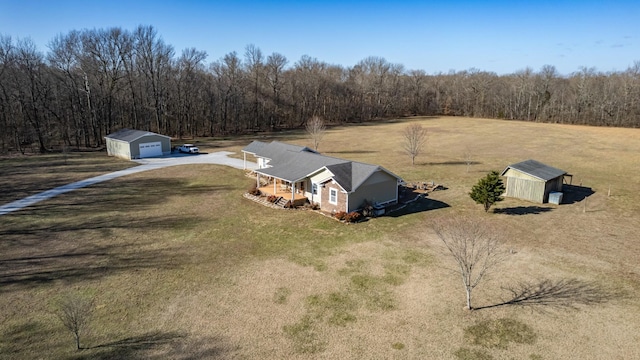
left=288, top=254, right=328, bottom=272
left=382, top=263, right=411, bottom=285
left=283, top=315, right=326, bottom=354
left=306, top=292, right=357, bottom=327
left=336, top=259, right=368, bottom=276
left=273, top=287, right=291, bottom=304
left=391, top=342, right=405, bottom=350
left=401, top=249, right=433, bottom=266
left=464, top=318, right=537, bottom=349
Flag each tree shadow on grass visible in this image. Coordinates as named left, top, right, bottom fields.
left=1, top=176, right=234, bottom=215
left=561, top=185, right=595, bottom=204
left=0, top=240, right=185, bottom=293
left=0, top=158, right=135, bottom=204
left=0, top=176, right=225, bottom=293
left=0, top=320, right=68, bottom=357
left=493, top=206, right=554, bottom=215
left=423, top=160, right=482, bottom=166
left=2, top=325, right=229, bottom=360
left=22, top=178, right=233, bottom=214
left=476, top=278, right=621, bottom=311
left=325, top=150, right=377, bottom=154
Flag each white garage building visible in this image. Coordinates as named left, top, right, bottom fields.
left=105, top=129, right=171, bottom=160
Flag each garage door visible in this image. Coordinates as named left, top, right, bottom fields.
left=138, top=142, right=162, bottom=158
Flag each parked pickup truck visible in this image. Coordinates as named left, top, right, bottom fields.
left=178, top=144, right=199, bottom=154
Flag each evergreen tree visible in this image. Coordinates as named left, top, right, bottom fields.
left=470, top=171, right=505, bottom=212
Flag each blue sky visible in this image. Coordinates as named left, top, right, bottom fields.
left=1, top=0, right=638, bottom=75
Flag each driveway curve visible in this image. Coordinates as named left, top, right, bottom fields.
left=0, top=151, right=257, bottom=216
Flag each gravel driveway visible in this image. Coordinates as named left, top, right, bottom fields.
left=0, top=152, right=257, bottom=216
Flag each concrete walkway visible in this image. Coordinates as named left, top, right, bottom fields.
left=0, top=152, right=257, bottom=216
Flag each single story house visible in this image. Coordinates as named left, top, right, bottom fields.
left=501, top=159, right=569, bottom=203
left=105, top=129, right=171, bottom=160
left=242, top=141, right=402, bottom=213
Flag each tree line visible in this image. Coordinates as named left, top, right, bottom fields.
left=1, top=25, right=639, bottom=153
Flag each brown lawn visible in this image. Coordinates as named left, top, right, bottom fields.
left=0, top=116, right=639, bottom=359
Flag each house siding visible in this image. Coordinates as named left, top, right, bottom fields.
left=503, top=168, right=563, bottom=203
left=242, top=141, right=402, bottom=213
left=106, top=134, right=171, bottom=160
left=305, top=170, right=334, bottom=206
left=106, top=139, right=132, bottom=160
left=130, top=135, right=171, bottom=159
left=543, top=177, right=563, bottom=202
left=320, top=182, right=347, bottom=213
left=347, top=171, right=398, bottom=212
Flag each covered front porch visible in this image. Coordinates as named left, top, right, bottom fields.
left=256, top=175, right=308, bottom=207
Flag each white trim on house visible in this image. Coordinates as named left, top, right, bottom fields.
left=242, top=141, right=402, bottom=212
left=329, top=188, right=338, bottom=205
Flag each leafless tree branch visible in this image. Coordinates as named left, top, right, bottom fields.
left=433, top=217, right=505, bottom=310
left=306, top=115, right=326, bottom=151
left=402, top=123, right=428, bottom=166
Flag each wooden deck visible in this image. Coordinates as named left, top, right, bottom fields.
left=259, top=185, right=307, bottom=202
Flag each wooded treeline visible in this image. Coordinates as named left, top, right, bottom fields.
left=1, top=25, right=639, bottom=153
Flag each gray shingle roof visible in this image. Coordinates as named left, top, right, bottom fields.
left=501, top=159, right=567, bottom=181
left=255, top=149, right=344, bottom=183
left=242, top=140, right=267, bottom=155
left=326, top=162, right=381, bottom=193
left=243, top=141, right=400, bottom=192
left=105, top=128, right=169, bottom=142
left=242, top=141, right=316, bottom=159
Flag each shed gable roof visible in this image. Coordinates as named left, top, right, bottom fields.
left=105, top=128, right=170, bottom=143
left=501, top=159, right=566, bottom=181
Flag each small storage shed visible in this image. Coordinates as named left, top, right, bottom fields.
left=501, top=160, right=568, bottom=204
left=105, top=129, right=171, bottom=160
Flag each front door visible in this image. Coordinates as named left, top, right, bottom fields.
left=312, top=182, right=321, bottom=204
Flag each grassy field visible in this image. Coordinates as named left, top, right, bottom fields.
left=0, top=151, right=136, bottom=205
left=1, top=116, right=639, bottom=359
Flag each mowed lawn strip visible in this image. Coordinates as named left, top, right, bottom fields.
left=0, top=116, right=639, bottom=359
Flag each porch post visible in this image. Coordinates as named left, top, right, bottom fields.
left=256, top=173, right=260, bottom=187
left=273, top=179, right=277, bottom=195
left=291, top=182, right=295, bottom=202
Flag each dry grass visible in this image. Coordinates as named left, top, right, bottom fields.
left=0, top=151, right=135, bottom=204
left=1, top=116, right=639, bottom=359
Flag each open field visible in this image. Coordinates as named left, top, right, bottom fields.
left=0, top=152, right=136, bottom=205
left=1, top=116, right=639, bottom=359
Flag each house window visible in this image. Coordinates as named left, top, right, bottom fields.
left=329, top=188, right=338, bottom=205
left=312, top=183, right=318, bottom=195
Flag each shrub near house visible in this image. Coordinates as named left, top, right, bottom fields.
left=242, top=141, right=402, bottom=213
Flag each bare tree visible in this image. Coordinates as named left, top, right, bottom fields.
left=433, top=217, right=505, bottom=310
left=244, top=44, right=264, bottom=130
left=56, top=292, right=94, bottom=350
left=265, top=52, right=287, bottom=130
left=402, top=123, right=428, bottom=165
left=5, top=26, right=640, bottom=154
left=306, top=115, right=326, bottom=151
left=463, top=147, right=474, bottom=173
